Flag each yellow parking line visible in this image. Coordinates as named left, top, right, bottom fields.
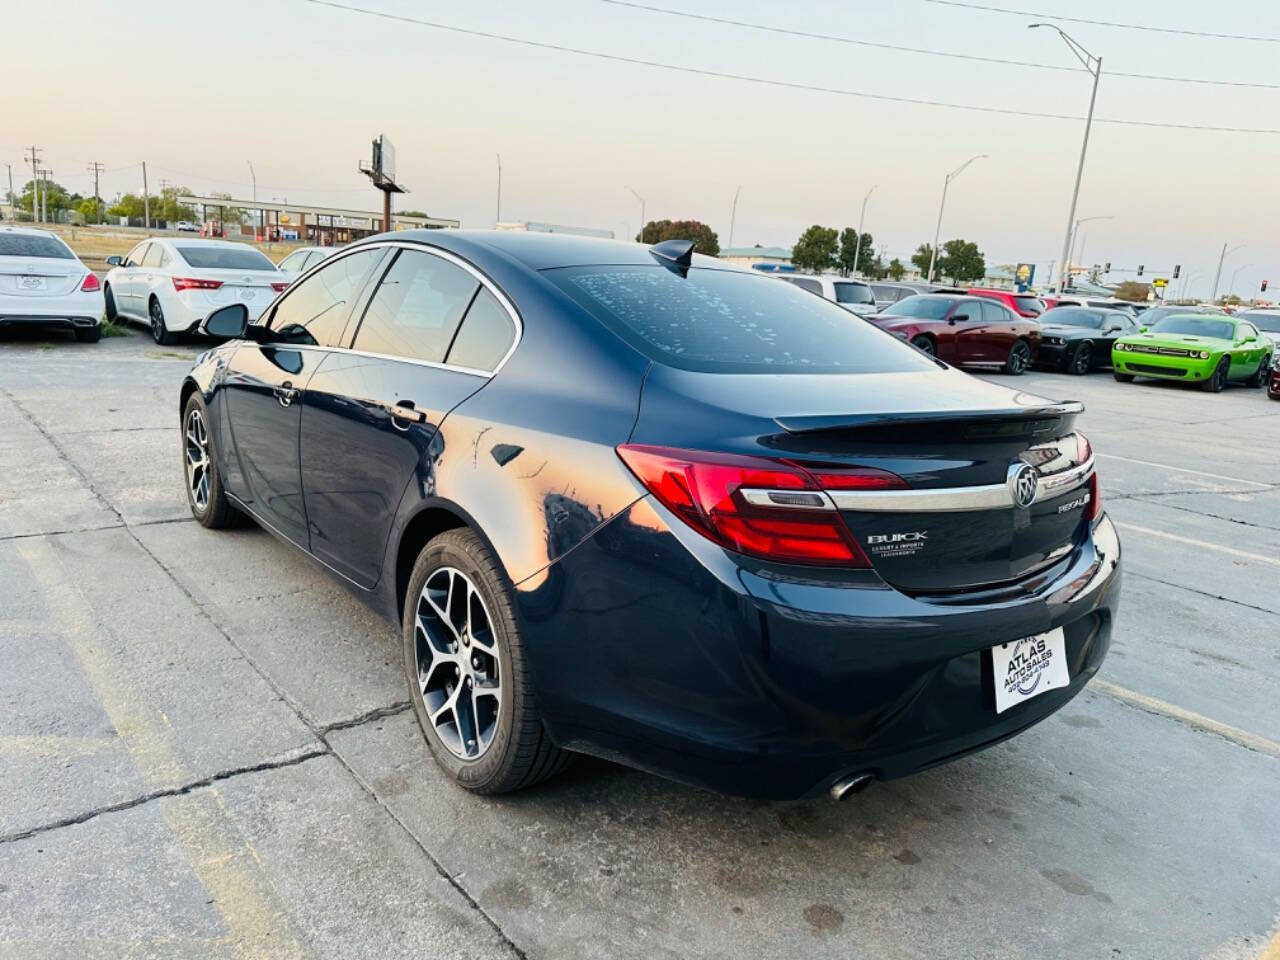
left=15, top=537, right=306, bottom=960
left=0, top=735, right=121, bottom=758
left=1095, top=452, right=1270, bottom=488
left=1261, top=930, right=1280, bottom=960
left=1113, top=522, right=1280, bottom=567
left=1093, top=679, right=1280, bottom=760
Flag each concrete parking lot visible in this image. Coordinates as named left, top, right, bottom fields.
left=1, top=327, right=1277, bottom=960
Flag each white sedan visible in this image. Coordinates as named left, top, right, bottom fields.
left=276, top=245, right=340, bottom=279
left=0, top=226, right=105, bottom=342
left=104, top=238, right=288, bottom=344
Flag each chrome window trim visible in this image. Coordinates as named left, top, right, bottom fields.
left=237, top=340, right=491, bottom=380
left=266, top=238, right=524, bottom=377
left=827, top=458, right=1094, bottom=513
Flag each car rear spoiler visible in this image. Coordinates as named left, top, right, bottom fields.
left=775, top=401, right=1085, bottom=439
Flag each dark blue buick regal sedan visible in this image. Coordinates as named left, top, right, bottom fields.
left=181, top=230, right=1120, bottom=801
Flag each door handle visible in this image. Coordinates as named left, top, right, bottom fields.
left=390, top=402, right=428, bottom=427
left=273, top=382, right=299, bottom=407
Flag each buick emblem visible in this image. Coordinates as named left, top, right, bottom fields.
left=1008, top=462, right=1038, bottom=509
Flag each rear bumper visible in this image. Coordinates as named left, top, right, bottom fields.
left=0, top=314, right=100, bottom=331
left=518, top=498, right=1120, bottom=800
left=1112, top=352, right=1214, bottom=381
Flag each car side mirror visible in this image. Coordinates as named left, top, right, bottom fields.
left=950, top=313, right=968, bottom=324
left=203, top=303, right=249, bottom=339
left=1139, top=326, right=1148, bottom=333
left=1106, top=325, right=1122, bottom=334
left=105, top=255, right=123, bottom=267
left=1243, top=334, right=1257, bottom=343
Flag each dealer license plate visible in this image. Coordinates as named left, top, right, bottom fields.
left=991, top=627, right=1069, bottom=714
left=21, top=276, right=46, bottom=290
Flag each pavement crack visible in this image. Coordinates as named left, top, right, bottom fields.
left=321, top=701, right=412, bottom=734
left=1125, top=571, right=1279, bottom=616
left=0, top=746, right=329, bottom=845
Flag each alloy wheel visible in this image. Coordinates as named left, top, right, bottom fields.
left=413, top=566, right=503, bottom=761
left=1007, top=340, right=1030, bottom=374
left=184, top=408, right=211, bottom=513
left=1071, top=343, right=1091, bottom=375
left=150, top=301, right=165, bottom=343
left=911, top=336, right=934, bottom=357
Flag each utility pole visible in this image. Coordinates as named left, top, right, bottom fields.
left=928, top=155, right=986, bottom=283
left=88, top=161, right=104, bottom=224
left=728, top=185, right=742, bottom=250
left=141, top=161, right=150, bottom=229
left=1209, top=243, right=1243, bottom=305
left=495, top=154, right=502, bottom=225
left=40, top=170, right=51, bottom=223
left=3, top=163, right=12, bottom=220
left=852, top=184, right=876, bottom=279
left=1030, top=24, right=1102, bottom=294
left=25, top=146, right=42, bottom=222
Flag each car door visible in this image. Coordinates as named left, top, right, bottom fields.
left=220, top=246, right=389, bottom=546
left=946, top=299, right=989, bottom=362
left=977, top=299, right=1021, bottom=360
left=1233, top=321, right=1264, bottom=377
left=299, top=245, right=512, bottom=588
left=117, top=242, right=149, bottom=315
left=139, top=241, right=168, bottom=314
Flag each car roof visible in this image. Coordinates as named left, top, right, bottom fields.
left=0, top=225, right=63, bottom=239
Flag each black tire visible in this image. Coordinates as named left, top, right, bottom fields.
left=1003, top=338, right=1031, bottom=375
left=1246, top=354, right=1271, bottom=388
left=910, top=335, right=935, bottom=357
left=1113, top=372, right=1135, bottom=383
left=181, top=393, right=239, bottom=528
left=150, top=297, right=176, bottom=346
left=74, top=325, right=102, bottom=343
left=403, top=528, right=570, bottom=795
left=1068, top=341, right=1092, bottom=375
left=104, top=285, right=118, bottom=322
left=1201, top=356, right=1229, bottom=393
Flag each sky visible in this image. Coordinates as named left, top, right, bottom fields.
left=5, top=0, right=1280, bottom=297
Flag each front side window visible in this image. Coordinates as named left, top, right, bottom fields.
left=177, top=245, right=276, bottom=271
left=1043, top=308, right=1104, bottom=329
left=0, top=233, right=74, bottom=259
left=267, top=248, right=385, bottom=347
left=1239, top=322, right=1259, bottom=340
left=125, top=243, right=149, bottom=267
left=548, top=265, right=934, bottom=374
left=834, top=282, right=875, bottom=305
left=353, top=249, right=479, bottom=363
left=446, top=287, right=517, bottom=372
left=278, top=251, right=309, bottom=272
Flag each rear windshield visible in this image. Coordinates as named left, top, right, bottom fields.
left=1043, top=307, right=1105, bottom=329
left=1015, top=295, right=1044, bottom=315
left=0, top=234, right=74, bottom=259
left=1239, top=312, right=1280, bottom=333
left=834, top=282, right=875, bottom=305
left=881, top=295, right=956, bottom=320
left=547, top=265, right=935, bottom=374
left=176, top=246, right=276, bottom=270
left=1150, top=316, right=1235, bottom=340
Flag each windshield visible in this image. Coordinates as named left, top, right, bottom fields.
left=1150, top=315, right=1235, bottom=340
left=177, top=246, right=276, bottom=270
left=1014, top=296, right=1044, bottom=316
left=1239, top=312, right=1280, bottom=334
left=0, top=234, right=74, bottom=259
left=1042, top=307, right=1105, bottom=329
left=834, top=282, right=876, bottom=305
left=547, top=265, right=936, bottom=374
left=881, top=295, right=956, bottom=320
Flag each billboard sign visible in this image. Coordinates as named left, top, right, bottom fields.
left=372, top=135, right=396, bottom=184
left=1014, top=262, right=1035, bottom=291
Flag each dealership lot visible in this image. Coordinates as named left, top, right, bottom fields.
left=1, top=330, right=1277, bottom=959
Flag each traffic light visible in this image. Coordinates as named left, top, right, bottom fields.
left=1263, top=280, right=1270, bottom=293
left=1137, top=264, right=1144, bottom=276
left=1173, top=264, right=1181, bottom=279
left=1104, top=261, right=1111, bottom=273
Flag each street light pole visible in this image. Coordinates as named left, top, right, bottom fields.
left=853, top=184, right=876, bottom=279
left=496, top=154, right=502, bottom=225
left=728, top=185, right=742, bottom=249
left=1210, top=243, right=1244, bottom=305
left=1030, top=24, right=1102, bottom=295
left=928, top=156, right=986, bottom=283
left=1066, top=215, right=1112, bottom=288
left=625, top=185, right=645, bottom=243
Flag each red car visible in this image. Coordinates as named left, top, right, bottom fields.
left=966, top=287, right=1046, bottom=319
left=868, top=294, right=1041, bottom=375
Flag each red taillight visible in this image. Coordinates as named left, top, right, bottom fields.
left=80, top=272, right=101, bottom=292
left=1076, top=431, right=1093, bottom=464
left=172, top=277, right=223, bottom=292
left=617, top=444, right=904, bottom=566
left=271, top=281, right=289, bottom=292
left=1087, top=471, right=1102, bottom=523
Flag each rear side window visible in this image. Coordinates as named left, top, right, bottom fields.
left=834, top=282, right=875, bottom=305
left=1014, top=296, right=1044, bottom=316
left=176, top=246, right=275, bottom=270
left=446, top=288, right=516, bottom=372
left=142, top=244, right=165, bottom=268
left=268, top=248, right=384, bottom=347
left=547, top=265, right=935, bottom=374
left=0, top=233, right=74, bottom=259
left=354, top=250, right=479, bottom=363
left=786, top=277, right=822, bottom=296
left=980, top=300, right=1010, bottom=324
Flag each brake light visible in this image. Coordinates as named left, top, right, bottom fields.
left=1075, top=431, right=1093, bottom=464
left=271, top=281, right=289, bottom=292
left=79, top=272, right=101, bottom=292
left=172, top=277, right=223, bottom=292
left=1087, top=471, right=1102, bottom=523
left=617, top=445, right=904, bottom=566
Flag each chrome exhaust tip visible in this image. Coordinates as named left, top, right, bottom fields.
left=828, top=772, right=875, bottom=801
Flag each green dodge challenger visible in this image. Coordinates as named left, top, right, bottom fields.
left=1112, top=312, right=1274, bottom=392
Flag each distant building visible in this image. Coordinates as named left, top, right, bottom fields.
left=719, top=246, right=793, bottom=271
left=495, top=221, right=614, bottom=239
left=178, top=195, right=458, bottom=245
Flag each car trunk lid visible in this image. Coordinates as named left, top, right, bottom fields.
left=0, top=255, right=84, bottom=297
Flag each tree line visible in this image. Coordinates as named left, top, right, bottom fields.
left=8, top=178, right=243, bottom=225
left=791, top=226, right=985, bottom=284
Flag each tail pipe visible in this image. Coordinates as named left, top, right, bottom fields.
left=828, top=772, right=876, bottom=801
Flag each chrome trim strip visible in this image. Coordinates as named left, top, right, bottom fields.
left=739, top=488, right=837, bottom=511
left=827, top=458, right=1094, bottom=513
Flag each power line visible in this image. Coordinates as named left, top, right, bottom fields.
left=301, top=0, right=1280, bottom=134
left=601, top=0, right=1280, bottom=90
left=922, top=0, right=1280, bottom=44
